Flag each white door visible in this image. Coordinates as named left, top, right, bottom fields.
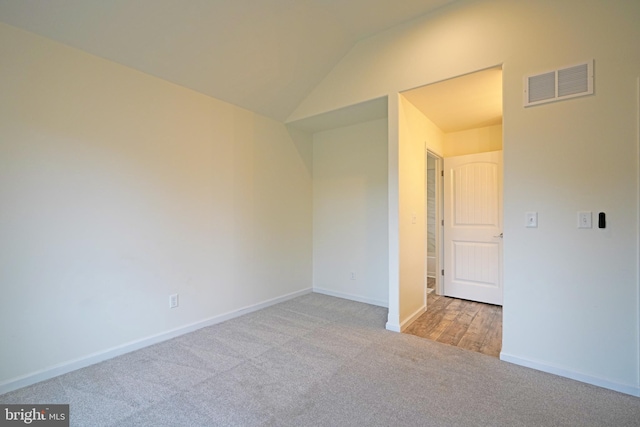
left=444, top=150, right=503, bottom=305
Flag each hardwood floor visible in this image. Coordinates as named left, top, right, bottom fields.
left=403, top=291, right=503, bottom=357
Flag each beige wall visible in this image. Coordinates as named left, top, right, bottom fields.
left=291, top=0, right=640, bottom=395
left=0, top=23, right=312, bottom=389
left=2, top=0, right=639, bottom=398
left=312, top=119, right=389, bottom=306
left=395, top=96, right=445, bottom=327
left=444, top=124, right=502, bottom=157
left=397, top=97, right=498, bottom=315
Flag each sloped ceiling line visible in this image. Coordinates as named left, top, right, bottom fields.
left=0, top=0, right=457, bottom=121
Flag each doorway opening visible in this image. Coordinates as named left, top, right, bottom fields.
left=401, top=66, right=504, bottom=356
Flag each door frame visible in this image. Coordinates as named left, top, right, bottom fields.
left=425, top=149, right=444, bottom=298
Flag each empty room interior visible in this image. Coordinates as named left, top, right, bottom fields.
left=1, top=0, right=640, bottom=424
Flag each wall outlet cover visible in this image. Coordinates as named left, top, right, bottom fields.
left=169, top=294, right=179, bottom=308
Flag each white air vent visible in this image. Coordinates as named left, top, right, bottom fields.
left=524, top=60, right=593, bottom=107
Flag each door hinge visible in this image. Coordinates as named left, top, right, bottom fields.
left=441, top=220, right=444, bottom=226
left=441, top=269, right=444, bottom=276
left=441, top=170, right=444, bottom=177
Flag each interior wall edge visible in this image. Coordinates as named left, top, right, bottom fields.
left=637, top=74, right=640, bottom=389
left=386, top=93, right=401, bottom=333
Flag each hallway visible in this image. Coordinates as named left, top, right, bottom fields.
left=404, top=286, right=502, bottom=358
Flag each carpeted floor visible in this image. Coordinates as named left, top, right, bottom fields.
left=1, top=293, right=639, bottom=426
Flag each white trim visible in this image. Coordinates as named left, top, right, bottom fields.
left=0, top=288, right=312, bottom=395
left=385, top=321, right=401, bottom=332
left=400, top=304, right=427, bottom=332
left=500, top=352, right=640, bottom=397
left=313, top=287, right=388, bottom=308
left=636, top=75, right=640, bottom=391
left=386, top=93, right=401, bottom=335
left=426, top=149, right=444, bottom=296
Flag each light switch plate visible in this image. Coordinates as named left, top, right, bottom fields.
left=578, top=211, right=592, bottom=229
left=525, top=212, right=538, bottom=228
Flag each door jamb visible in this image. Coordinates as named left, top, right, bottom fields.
left=426, top=150, right=444, bottom=298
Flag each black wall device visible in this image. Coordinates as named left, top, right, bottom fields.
left=598, top=212, right=606, bottom=229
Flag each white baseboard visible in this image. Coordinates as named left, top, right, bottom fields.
left=385, top=322, right=401, bottom=332
left=312, top=287, right=388, bottom=308
left=386, top=311, right=401, bottom=332
left=500, top=352, right=640, bottom=397
left=385, top=304, right=426, bottom=333
left=399, top=304, right=426, bottom=332
left=0, top=287, right=312, bottom=396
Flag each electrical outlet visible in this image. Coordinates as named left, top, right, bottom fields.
left=350, top=272, right=356, bottom=280
left=169, top=293, right=179, bottom=308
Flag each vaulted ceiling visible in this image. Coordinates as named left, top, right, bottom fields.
left=402, top=67, right=503, bottom=133
left=0, top=0, right=458, bottom=121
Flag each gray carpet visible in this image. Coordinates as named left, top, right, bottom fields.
left=1, top=293, right=639, bottom=426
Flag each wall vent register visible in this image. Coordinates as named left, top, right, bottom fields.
left=524, top=60, right=594, bottom=107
